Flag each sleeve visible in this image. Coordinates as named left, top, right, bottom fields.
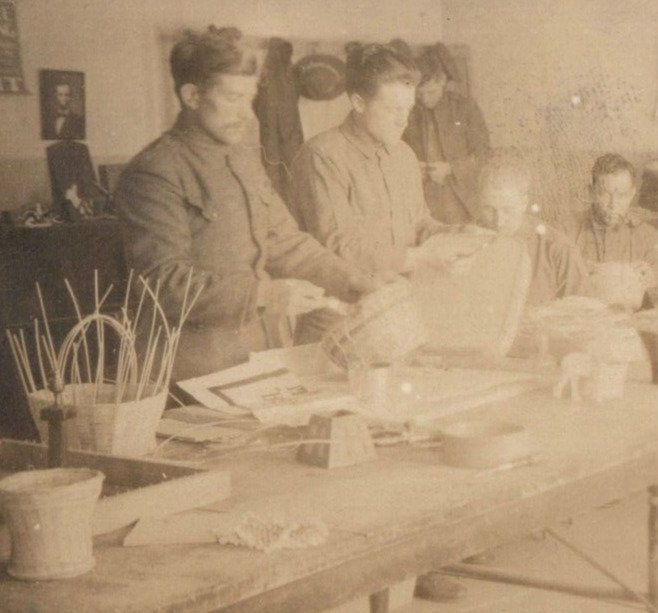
left=403, top=147, right=447, bottom=243
left=638, top=226, right=658, bottom=281
left=449, top=97, right=490, bottom=187
left=552, top=234, right=591, bottom=299
left=115, top=155, right=260, bottom=328
left=289, top=146, right=408, bottom=273
left=259, top=177, right=357, bottom=302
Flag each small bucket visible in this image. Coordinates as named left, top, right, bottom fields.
left=0, top=468, right=104, bottom=580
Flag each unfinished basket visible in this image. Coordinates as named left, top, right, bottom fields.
left=321, top=278, right=427, bottom=370
left=589, top=262, right=645, bottom=311
left=70, top=383, right=167, bottom=456
left=0, top=468, right=104, bottom=580
left=7, top=274, right=199, bottom=458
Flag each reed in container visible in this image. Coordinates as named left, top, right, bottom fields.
left=6, top=270, right=201, bottom=456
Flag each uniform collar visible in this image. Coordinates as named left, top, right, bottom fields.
left=171, top=110, right=232, bottom=153
left=588, top=205, right=648, bottom=230
left=339, top=112, right=391, bottom=160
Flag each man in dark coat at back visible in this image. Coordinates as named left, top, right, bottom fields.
left=403, top=43, right=490, bottom=224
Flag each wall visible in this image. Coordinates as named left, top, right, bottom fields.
left=442, top=0, right=658, bottom=219
left=0, top=0, right=443, bottom=209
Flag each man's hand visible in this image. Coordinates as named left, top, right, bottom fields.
left=423, top=161, right=452, bottom=185
left=270, top=279, right=328, bottom=317
left=343, top=269, right=397, bottom=303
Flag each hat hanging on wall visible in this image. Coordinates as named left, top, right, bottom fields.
left=294, top=54, right=346, bottom=101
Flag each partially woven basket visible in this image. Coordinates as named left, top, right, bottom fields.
left=0, top=468, right=104, bottom=580
left=321, top=278, right=427, bottom=369
left=589, top=262, right=645, bottom=311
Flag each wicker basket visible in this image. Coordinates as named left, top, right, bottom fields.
left=27, top=384, right=166, bottom=456
left=321, top=279, right=427, bottom=369
left=70, top=383, right=167, bottom=456
left=0, top=468, right=104, bottom=580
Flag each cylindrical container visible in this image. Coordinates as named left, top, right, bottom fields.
left=441, top=420, right=530, bottom=469
left=348, top=362, right=395, bottom=421
left=0, top=468, right=104, bottom=580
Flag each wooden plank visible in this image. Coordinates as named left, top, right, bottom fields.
left=122, top=509, right=231, bottom=546
left=93, top=469, right=231, bottom=535
left=0, top=438, right=201, bottom=487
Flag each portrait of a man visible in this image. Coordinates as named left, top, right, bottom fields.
left=39, top=69, right=85, bottom=140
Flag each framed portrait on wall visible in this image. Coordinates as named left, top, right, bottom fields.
left=39, top=69, right=86, bottom=141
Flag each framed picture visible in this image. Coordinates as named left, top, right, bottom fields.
left=0, top=1, right=27, bottom=93
left=39, top=69, right=85, bottom=141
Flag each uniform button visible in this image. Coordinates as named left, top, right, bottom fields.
left=455, top=121, right=462, bottom=126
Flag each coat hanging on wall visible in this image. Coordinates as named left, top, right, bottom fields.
left=253, top=37, right=304, bottom=203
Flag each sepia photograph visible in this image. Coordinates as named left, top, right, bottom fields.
left=39, top=69, right=85, bottom=140
left=2, top=1, right=658, bottom=612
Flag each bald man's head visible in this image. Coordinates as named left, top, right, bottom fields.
left=477, top=156, right=531, bottom=236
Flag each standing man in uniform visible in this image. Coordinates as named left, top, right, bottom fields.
left=403, top=43, right=490, bottom=224
left=116, top=28, right=377, bottom=380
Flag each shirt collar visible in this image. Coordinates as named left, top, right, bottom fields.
left=588, top=206, right=646, bottom=230
left=171, top=110, right=232, bottom=153
left=339, top=112, right=391, bottom=160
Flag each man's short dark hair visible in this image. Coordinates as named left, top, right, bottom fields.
left=345, top=42, right=420, bottom=99
left=592, top=153, right=636, bottom=185
left=416, top=43, right=460, bottom=85
left=170, top=27, right=258, bottom=95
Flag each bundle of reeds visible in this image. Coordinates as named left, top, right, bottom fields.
left=6, top=270, right=201, bottom=455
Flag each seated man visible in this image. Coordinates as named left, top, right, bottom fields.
left=115, top=28, right=375, bottom=380
left=563, top=153, right=658, bottom=308
left=476, top=155, right=589, bottom=306
left=289, top=42, right=465, bottom=342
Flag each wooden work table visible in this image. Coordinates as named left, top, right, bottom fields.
left=3, top=382, right=658, bottom=612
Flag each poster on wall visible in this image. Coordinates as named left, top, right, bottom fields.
left=0, top=0, right=26, bottom=94
left=39, top=69, right=86, bottom=140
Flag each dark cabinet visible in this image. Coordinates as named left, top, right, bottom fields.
left=0, top=219, right=126, bottom=439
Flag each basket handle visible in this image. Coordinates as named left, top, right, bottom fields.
left=57, top=313, right=139, bottom=389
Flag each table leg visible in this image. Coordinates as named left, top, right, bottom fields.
left=369, top=588, right=390, bottom=613
left=649, top=485, right=658, bottom=607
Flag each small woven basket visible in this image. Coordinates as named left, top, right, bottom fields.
left=0, top=468, right=104, bottom=580
left=69, top=383, right=167, bottom=456
left=321, top=279, right=427, bottom=369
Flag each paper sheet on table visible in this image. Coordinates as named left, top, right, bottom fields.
left=175, top=352, right=352, bottom=425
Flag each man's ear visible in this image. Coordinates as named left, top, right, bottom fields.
left=179, top=83, right=200, bottom=110
left=349, top=92, right=367, bottom=115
